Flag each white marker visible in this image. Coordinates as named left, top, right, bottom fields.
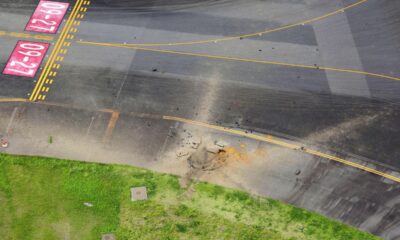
left=23, top=56, right=29, bottom=62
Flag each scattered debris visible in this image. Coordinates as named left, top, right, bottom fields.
left=83, top=202, right=93, bottom=207
left=152, top=68, right=158, bottom=72
left=102, top=234, right=116, bottom=240
left=48, top=136, right=53, bottom=144
left=167, top=130, right=176, bottom=138
left=131, top=186, right=148, bottom=201
left=215, top=140, right=227, bottom=148
left=295, top=169, right=301, bottom=175
left=206, top=143, right=222, bottom=154
left=0, top=138, right=9, bottom=148
left=189, top=137, right=201, bottom=149
left=188, top=141, right=228, bottom=171
left=176, top=150, right=189, bottom=157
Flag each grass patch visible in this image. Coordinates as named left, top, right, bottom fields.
left=0, top=154, right=380, bottom=240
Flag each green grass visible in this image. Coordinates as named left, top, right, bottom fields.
left=0, top=154, right=379, bottom=240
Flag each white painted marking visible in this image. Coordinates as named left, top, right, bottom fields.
left=84, top=116, right=96, bottom=161
left=157, top=122, right=179, bottom=161
left=23, top=56, right=29, bottom=62
left=6, top=107, right=18, bottom=135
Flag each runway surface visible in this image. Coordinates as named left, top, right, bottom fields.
left=1, top=0, right=400, bottom=238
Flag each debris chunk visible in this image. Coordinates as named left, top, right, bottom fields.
left=215, top=140, right=228, bottom=148
left=176, top=150, right=189, bottom=157
left=0, top=139, right=9, bottom=148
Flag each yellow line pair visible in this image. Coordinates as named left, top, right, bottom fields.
left=79, top=42, right=400, bottom=82
left=77, top=0, right=399, bottom=82
left=86, top=0, right=368, bottom=47
left=29, top=0, right=86, bottom=102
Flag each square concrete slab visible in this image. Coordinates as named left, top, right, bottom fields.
left=130, top=186, right=148, bottom=201
left=101, top=234, right=116, bottom=240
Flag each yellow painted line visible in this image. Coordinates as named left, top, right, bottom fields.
left=305, top=149, right=400, bottom=183
left=0, top=98, right=113, bottom=113
left=10, top=32, right=31, bottom=38
left=0, top=30, right=54, bottom=41
left=29, top=0, right=85, bottom=101
left=162, top=115, right=400, bottom=183
left=33, top=35, right=54, bottom=41
left=79, top=41, right=400, bottom=82
left=86, top=0, right=367, bottom=47
left=102, top=111, right=120, bottom=143
left=0, top=98, right=28, bottom=103
left=0, top=97, right=399, bottom=183
left=163, top=116, right=300, bottom=150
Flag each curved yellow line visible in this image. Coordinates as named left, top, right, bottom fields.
left=102, top=0, right=367, bottom=47
left=163, top=115, right=400, bottom=183
left=0, top=97, right=399, bottom=183
left=78, top=41, right=400, bottom=82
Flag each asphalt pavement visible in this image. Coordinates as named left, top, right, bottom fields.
left=1, top=0, right=400, bottom=238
